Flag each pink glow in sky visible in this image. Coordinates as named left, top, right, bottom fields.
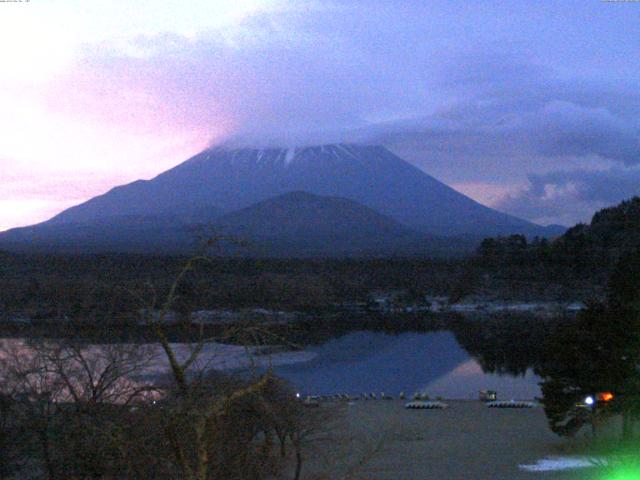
left=0, top=1, right=272, bottom=231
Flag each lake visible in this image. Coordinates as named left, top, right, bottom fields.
left=0, top=328, right=543, bottom=401
left=272, top=331, right=541, bottom=400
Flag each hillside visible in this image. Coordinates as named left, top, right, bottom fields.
left=0, top=215, right=201, bottom=254
left=215, top=191, right=459, bottom=257
left=463, top=197, right=640, bottom=302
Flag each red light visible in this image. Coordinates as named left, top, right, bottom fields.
left=597, top=392, right=614, bottom=402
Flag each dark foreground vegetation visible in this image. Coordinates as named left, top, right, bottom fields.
left=0, top=336, right=318, bottom=479
left=0, top=262, right=330, bottom=480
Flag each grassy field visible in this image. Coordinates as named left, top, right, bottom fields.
left=298, top=400, right=613, bottom=480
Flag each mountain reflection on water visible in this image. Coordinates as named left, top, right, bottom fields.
left=273, top=331, right=541, bottom=399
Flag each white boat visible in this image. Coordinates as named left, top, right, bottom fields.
left=486, top=400, right=536, bottom=408
left=404, top=400, right=449, bottom=409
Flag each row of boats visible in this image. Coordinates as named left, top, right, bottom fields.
left=405, top=400, right=538, bottom=409
left=300, top=392, right=537, bottom=409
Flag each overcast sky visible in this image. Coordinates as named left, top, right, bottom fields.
left=1, top=0, right=639, bottom=231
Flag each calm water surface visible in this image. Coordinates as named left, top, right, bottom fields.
left=273, top=331, right=541, bottom=400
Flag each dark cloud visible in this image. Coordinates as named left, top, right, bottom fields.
left=496, top=165, right=640, bottom=226
left=366, top=73, right=640, bottom=165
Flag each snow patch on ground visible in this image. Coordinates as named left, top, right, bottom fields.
left=519, top=456, right=604, bottom=472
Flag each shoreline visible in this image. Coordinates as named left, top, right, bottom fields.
left=0, top=307, right=579, bottom=343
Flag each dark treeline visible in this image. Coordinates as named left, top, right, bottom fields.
left=0, top=252, right=463, bottom=320
left=477, top=197, right=640, bottom=273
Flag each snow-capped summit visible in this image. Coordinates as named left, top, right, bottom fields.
left=186, top=143, right=377, bottom=169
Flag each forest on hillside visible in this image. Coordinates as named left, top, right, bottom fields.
left=463, top=197, right=640, bottom=301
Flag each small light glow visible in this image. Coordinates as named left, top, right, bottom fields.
left=296, top=392, right=301, bottom=399
left=598, top=391, right=614, bottom=402
left=584, top=396, right=595, bottom=406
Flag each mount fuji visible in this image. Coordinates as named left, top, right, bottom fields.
left=0, top=144, right=563, bottom=256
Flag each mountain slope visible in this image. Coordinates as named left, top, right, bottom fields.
left=0, top=215, right=202, bottom=254
left=44, top=144, right=558, bottom=237
left=215, top=191, right=430, bottom=256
